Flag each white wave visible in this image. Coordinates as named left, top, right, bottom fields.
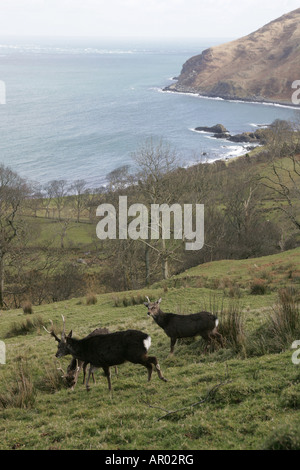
left=161, top=88, right=300, bottom=110
left=189, top=128, right=210, bottom=134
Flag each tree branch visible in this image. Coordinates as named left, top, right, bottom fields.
left=143, top=378, right=233, bottom=421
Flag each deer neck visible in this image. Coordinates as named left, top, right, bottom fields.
left=66, top=338, right=81, bottom=358
left=153, top=309, right=168, bottom=327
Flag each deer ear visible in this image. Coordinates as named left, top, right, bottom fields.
left=144, top=302, right=149, bottom=307
left=67, top=330, right=73, bottom=338
left=157, top=298, right=162, bottom=304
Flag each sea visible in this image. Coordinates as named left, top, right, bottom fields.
left=0, top=36, right=299, bottom=188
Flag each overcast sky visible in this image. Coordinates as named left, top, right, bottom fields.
left=0, top=0, right=299, bottom=39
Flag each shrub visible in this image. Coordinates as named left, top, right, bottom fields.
left=0, top=359, right=36, bottom=409
left=268, top=287, right=300, bottom=351
left=218, top=303, right=246, bottom=354
left=22, top=301, right=33, bottom=315
left=247, top=287, right=300, bottom=356
left=250, top=279, right=267, bottom=295
left=86, top=293, right=97, bottom=305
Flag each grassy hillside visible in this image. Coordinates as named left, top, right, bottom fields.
left=0, top=249, right=300, bottom=450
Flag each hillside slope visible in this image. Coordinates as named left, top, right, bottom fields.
left=0, top=248, right=299, bottom=449
left=166, top=8, right=300, bottom=105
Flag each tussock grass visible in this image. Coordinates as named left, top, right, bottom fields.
left=86, top=293, right=98, bottom=305
left=5, top=315, right=46, bottom=338
left=0, top=359, right=36, bottom=409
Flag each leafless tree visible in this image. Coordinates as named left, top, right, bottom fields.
left=262, top=119, right=300, bottom=232
left=47, top=179, right=68, bottom=220
left=132, top=139, right=181, bottom=282
left=69, top=179, right=88, bottom=223
left=0, top=164, right=29, bottom=307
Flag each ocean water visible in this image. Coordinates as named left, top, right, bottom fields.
left=0, top=36, right=298, bottom=187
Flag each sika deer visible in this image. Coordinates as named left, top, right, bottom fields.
left=55, top=327, right=117, bottom=390
left=144, top=297, right=224, bottom=354
left=45, top=316, right=167, bottom=391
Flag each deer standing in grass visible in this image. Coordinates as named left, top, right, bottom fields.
left=45, top=316, right=167, bottom=391
left=144, top=297, right=224, bottom=354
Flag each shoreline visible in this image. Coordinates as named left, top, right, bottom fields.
left=162, top=87, right=300, bottom=110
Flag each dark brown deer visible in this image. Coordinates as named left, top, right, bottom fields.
left=55, top=327, right=117, bottom=390
left=45, top=316, right=167, bottom=391
left=144, top=297, right=224, bottom=354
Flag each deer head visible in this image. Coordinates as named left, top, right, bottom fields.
left=144, top=297, right=162, bottom=318
left=43, top=315, right=73, bottom=358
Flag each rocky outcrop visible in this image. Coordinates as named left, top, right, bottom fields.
left=166, top=8, right=300, bottom=105
left=194, top=124, right=229, bottom=134
left=194, top=124, right=269, bottom=144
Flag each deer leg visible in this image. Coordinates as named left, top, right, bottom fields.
left=103, top=366, right=112, bottom=391
left=215, top=331, right=224, bottom=348
left=170, top=337, right=177, bottom=354
left=82, top=361, right=88, bottom=385
left=201, top=332, right=212, bottom=354
left=146, top=356, right=168, bottom=382
left=86, top=365, right=93, bottom=392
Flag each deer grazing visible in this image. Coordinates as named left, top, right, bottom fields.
left=44, top=316, right=167, bottom=391
left=144, top=297, right=224, bottom=354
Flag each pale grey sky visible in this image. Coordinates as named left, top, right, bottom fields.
left=0, top=0, right=299, bottom=38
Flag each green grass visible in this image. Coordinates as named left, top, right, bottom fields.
left=0, top=248, right=300, bottom=450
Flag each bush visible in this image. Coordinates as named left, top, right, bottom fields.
left=86, top=294, right=97, bottom=305
left=268, top=287, right=300, bottom=351
left=250, top=279, right=267, bottom=295
left=218, top=303, right=246, bottom=354
left=247, top=287, right=300, bottom=356
left=0, top=359, right=36, bottom=409
left=22, top=301, right=33, bottom=314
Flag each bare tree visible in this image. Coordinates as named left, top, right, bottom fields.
left=47, top=179, right=68, bottom=220
left=0, top=164, right=29, bottom=307
left=262, top=119, right=300, bottom=232
left=69, top=179, right=88, bottom=223
left=132, top=139, right=181, bottom=282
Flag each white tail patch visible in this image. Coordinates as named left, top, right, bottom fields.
left=143, top=335, right=151, bottom=351
left=215, top=319, right=219, bottom=328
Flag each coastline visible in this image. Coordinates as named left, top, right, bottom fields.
left=162, top=86, right=300, bottom=110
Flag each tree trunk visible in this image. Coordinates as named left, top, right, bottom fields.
left=161, top=239, right=169, bottom=280
left=0, top=252, right=5, bottom=308
left=145, top=243, right=150, bottom=285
